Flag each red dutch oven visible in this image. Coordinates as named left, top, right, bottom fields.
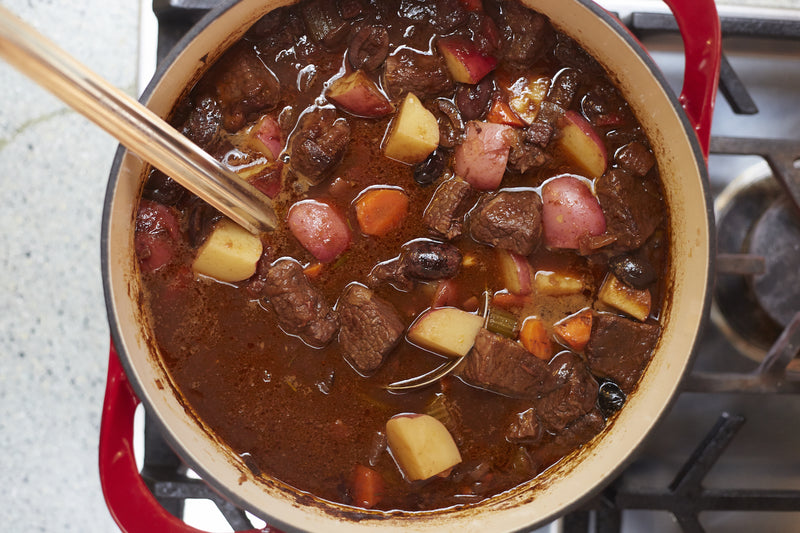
left=100, top=0, right=720, bottom=531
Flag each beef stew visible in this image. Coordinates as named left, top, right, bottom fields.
left=134, top=0, right=669, bottom=513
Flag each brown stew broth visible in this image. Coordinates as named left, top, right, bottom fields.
left=137, top=0, right=668, bottom=513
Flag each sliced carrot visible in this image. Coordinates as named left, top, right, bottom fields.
left=355, top=188, right=409, bottom=237
left=487, top=97, right=526, bottom=128
left=350, top=464, right=385, bottom=509
left=491, top=291, right=528, bottom=309
left=303, top=262, right=324, bottom=279
left=553, top=309, right=593, bottom=351
left=519, top=316, right=552, bottom=361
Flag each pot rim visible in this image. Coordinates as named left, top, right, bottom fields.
left=101, top=0, right=716, bottom=530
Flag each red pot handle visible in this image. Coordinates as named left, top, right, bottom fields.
left=663, top=0, right=721, bottom=158
left=99, top=345, right=267, bottom=533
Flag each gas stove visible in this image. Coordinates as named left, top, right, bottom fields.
left=107, top=1, right=800, bottom=531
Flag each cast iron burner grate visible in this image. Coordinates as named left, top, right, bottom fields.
left=136, top=4, right=800, bottom=532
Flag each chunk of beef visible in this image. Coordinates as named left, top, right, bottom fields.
left=211, top=43, right=280, bottom=132
left=430, top=0, right=470, bottom=33
left=615, top=141, right=656, bottom=177
left=462, top=329, right=551, bottom=399
left=423, top=178, right=476, bottom=240
left=506, top=408, right=541, bottom=444
left=533, top=101, right=564, bottom=133
left=553, top=32, right=604, bottom=76
left=524, top=122, right=554, bottom=147
left=337, top=283, right=405, bottom=375
left=531, top=69, right=580, bottom=136
left=581, top=81, right=634, bottom=129
left=367, top=257, right=415, bottom=292
left=490, top=0, right=553, bottom=69
left=384, top=48, right=455, bottom=99
left=181, top=95, right=221, bottom=149
left=547, top=69, right=579, bottom=109
left=530, top=408, right=605, bottom=470
left=506, top=128, right=549, bottom=174
left=585, top=312, right=660, bottom=394
left=262, top=259, right=340, bottom=347
left=596, top=169, right=664, bottom=251
left=288, top=108, right=351, bottom=185
left=536, top=352, right=599, bottom=432
left=469, top=189, right=543, bottom=256
left=398, top=0, right=469, bottom=33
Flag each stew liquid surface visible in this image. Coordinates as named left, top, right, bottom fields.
left=135, top=0, right=669, bottom=512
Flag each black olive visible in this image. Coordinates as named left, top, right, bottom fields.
left=608, top=254, right=657, bottom=289
left=347, top=25, right=389, bottom=71
left=142, top=171, right=186, bottom=206
left=413, top=149, right=445, bottom=186
left=455, top=76, right=493, bottom=121
left=598, top=381, right=626, bottom=417
left=401, top=239, right=462, bottom=280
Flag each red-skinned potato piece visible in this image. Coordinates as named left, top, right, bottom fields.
left=252, top=115, right=282, bottom=160
left=436, top=36, right=497, bottom=84
left=542, top=175, right=606, bottom=249
left=287, top=199, right=351, bottom=263
left=454, top=121, right=513, bottom=190
left=326, top=70, right=394, bottom=118
left=432, top=279, right=459, bottom=308
left=558, top=110, right=608, bottom=178
left=497, top=249, right=533, bottom=295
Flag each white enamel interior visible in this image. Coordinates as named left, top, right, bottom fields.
left=103, top=0, right=712, bottom=531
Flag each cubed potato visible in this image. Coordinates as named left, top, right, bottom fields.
left=383, top=92, right=440, bottom=164
left=506, top=75, right=550, bottom=125
left=497, top=249, right=534, bottom=295
left=192, top=219, right=263, bottom=282
left=558, top=110, right=608, bottom=179
left=326, top=70, right=394, bottom=118
left=534, top=270, right=586, bottom=296
left=407, top=307, right=484, bottom=358
left=436, top=36, right=497, bottom=84
left=386, top=413, right=462, bottom=481
left=597, top=274, right=651, bottom=321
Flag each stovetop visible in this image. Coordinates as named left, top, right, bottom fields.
left=127, top=2, right=800, bottom=531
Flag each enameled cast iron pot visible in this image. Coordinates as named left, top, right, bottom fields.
left=100, top=1, right=720, bottom=531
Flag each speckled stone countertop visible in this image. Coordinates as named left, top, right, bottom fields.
left=0, top=0, right=137, bottom=531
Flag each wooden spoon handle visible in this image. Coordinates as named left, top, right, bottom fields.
left=0, top=6, right=277, bottom=234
